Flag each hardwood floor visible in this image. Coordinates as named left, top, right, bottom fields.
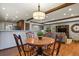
left=59, top=42, right=79, bottom=56
left=0, top=47, right=18, bottom=56
left=0, top=42, right=79, bottom=56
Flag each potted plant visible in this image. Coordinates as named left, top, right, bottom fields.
left=37, top=31, right=44, bottom=40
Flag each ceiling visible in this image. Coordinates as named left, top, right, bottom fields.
left=0, top=3, right=62, bottom=22
left=31, top=3, right=79, bottom=23
left=0, top=3, right=79, bottom=23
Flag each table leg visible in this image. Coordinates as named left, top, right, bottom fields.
left=36, top=47, right=43, bottom=55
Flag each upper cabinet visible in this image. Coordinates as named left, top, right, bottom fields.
left=25, top=23, right=30, bottom=30
left=17, top=20, right=24, bottom=30
left=17, top=20, right=30, bottom=30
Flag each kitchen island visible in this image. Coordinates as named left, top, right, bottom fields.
left=0, top=31, right=27, bottom=50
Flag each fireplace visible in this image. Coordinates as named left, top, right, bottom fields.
left=56, top=25, right=69, bottom=38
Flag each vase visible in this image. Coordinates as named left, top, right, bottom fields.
left=38, top=36, right=42, bottom=40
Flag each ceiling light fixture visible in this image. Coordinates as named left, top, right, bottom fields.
left=71, top=14, right=74, bottom=16
left=64, top=13, right=66, bottom=15
left=33, top=3, right=45, bottom=20
left=69, top=8, right=72, bottom=11
left=6, top=13, right=8, bottom=16
left=2, top=7, right=6, bottom=10
left=15, top=16, right=18, bottom=18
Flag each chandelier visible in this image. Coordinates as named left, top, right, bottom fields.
left=33, top=4, right=45, bottom=20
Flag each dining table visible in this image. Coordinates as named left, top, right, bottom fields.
left=25, top=37, right=55, bottom=55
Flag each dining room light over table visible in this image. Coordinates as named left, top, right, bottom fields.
left=33, top=4, right=45, bottom=20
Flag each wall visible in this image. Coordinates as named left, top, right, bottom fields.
left=30, top=23, right=42, bottom=33
left=44, top=18, right=79, bottom=40
left=0, top=22, right=5, bottom=30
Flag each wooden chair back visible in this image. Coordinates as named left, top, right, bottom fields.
left=13, top=34, right=26, bottom=56
left=44, top=32, right=56, bottom=39
left=26, top=32, right=35, bottom=38
left=43, top=34, right=62, bottom=56
left=53, top=34, right=62, bottom=56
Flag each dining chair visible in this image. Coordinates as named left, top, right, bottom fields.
left=44, top=32, right=56, bottom=39
left=54, top=34, right=63, bottom=55
left=13, top=34, right=26, bottom=56
left=13, top=34, right=37, bottom=56
left=42, top=43, right=55, bottom=56
left=24, top=43, right=37, bottom=56
left=42, top=34, right=62, bottom=56
left=26, top=32, right=35, bottom=38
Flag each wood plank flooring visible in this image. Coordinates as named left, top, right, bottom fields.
left=0, top=42, right=79, bottom=56
left=59, top=42, right=79, bottom=56
left=0, top=47, right=18, bottom=56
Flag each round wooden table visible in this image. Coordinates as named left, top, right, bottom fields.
left=25, top=37, right=55, bottom=55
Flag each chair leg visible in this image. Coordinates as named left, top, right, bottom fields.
left=22, top=46, right=26, bottom=56
left=56, top=42, right=61, bottom=56
left=52, top=42, right=56, bottom=55
left=17, top=46, right=22, bottom=56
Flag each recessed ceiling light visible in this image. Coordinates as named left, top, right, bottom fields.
left=71, top=14, right=74, bottom=16
left=64, top=13, right=66, bottom=15
left=15, top=16, right=18, bottom=18
left=2, top=7, right=6, bottom=10
left=6, top=13, right=8, bottom=16
left=69, top=8, right=72, bottom=11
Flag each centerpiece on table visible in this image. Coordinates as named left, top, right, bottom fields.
left=37, top=31, right=44, bottom=40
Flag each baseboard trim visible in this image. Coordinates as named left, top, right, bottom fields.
left=0, top=46, right=17, bottom=51
left=0, top=44, right=27, bottom=51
